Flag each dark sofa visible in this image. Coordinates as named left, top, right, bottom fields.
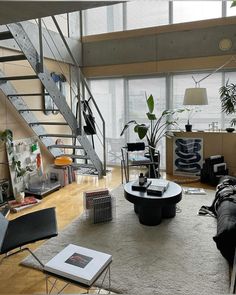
left=212, top=176, right=236, bottom=265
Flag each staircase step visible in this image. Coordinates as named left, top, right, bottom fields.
left=0, top=31, right=13, bottom=40
left=39, top=134, right=77, bottom=138
left=29, top=122, right=68, bottom=126
left=48, top=144, right=83, bottom=149
left=19, top=108, right=59, bottom=112
left=63, top=154, right=89, bottom=160
left=0, top=75, right=38, bottom=81
left=8, top=93, right=47, bottom=97
left=0, top=55, right=27, bottom=63
left=72, top=163, right=95, bottom=169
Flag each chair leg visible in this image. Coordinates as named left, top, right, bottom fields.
left=230, top=248, right=236, bottom=293
left=0, top=247, right=44, bottom=268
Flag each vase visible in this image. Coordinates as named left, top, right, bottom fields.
left=144, top=151, right=160, bottom=178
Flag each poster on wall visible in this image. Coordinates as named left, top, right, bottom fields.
left=6, top=137, right=43, bottom=197
left=173, top=137, right=203, bottom=176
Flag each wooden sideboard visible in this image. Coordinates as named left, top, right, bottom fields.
left=166, top=131, right=236, bottom=176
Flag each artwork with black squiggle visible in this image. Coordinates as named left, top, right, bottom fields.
left=174, top=138, right=203, bottom=175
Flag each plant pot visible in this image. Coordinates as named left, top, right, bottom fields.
left=226, top=127, right=235, bottom=133
left=185, top=124, right=192, bottom=132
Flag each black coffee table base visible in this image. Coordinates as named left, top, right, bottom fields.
left=134, top=204, right=176, bottom=226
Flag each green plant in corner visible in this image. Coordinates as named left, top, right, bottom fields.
left=219, top=81, right=236, bottom=126
left=120, top=94, right=184, bottom=159
left=0, top=129, right=13, bottom=148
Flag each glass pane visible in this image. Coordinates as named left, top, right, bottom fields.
left=42, top=15, right=68, bottom=36
left=126, top=0, right=169, bottom=30
left=172, top=73, right=222, bottom=131
left=89, top=79, right=125, bottom=165
left=227, top=1, right=236, bottom=16
left=83, top=4, right=123, bottom=36
left=173, top=1, right=222, bottom=23
left=127, top=77, right=166, bottom=169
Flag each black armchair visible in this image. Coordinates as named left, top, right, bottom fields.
left=0, top=207, right=58, bottom=267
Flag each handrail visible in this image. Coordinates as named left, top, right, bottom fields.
left=50, top=16, right=106, bottom=172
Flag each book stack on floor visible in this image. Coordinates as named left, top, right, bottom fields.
left=8, top=196, right=41, bottom=213
left=84, top=188, right=115, bottom=223
left=49, top=165, right=75, bottom=187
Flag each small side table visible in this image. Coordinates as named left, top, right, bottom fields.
left=43, top=244, right=112, bottom=294
left=44, top=263, right=111, bottom=294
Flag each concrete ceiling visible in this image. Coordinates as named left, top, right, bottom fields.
left=0, top=1, right=123, bottom=25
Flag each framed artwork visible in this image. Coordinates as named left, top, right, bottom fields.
left=173, top=137, right=203, bottom=176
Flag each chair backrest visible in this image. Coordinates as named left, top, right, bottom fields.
left=0, top=213, right=9, bottom=252
left=127, top=142, right=145, bottom=152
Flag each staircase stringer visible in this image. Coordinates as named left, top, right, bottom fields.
left=6, top=22, right=78, bottom=134
left=6, top=22, right=104, bottom=176
left=0, top=69, right=63, bottom=158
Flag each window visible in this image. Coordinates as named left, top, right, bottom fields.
left=88, top=79, right=125, bottom=165
left=126, top=0, right=169, bottom=30
left=227, top=1, right=236, bottom=16
left=173, top=1, right=221, bottom=23
left=172, top=73, right=222, bottom=131
left=82, top=4, right=123, bottom=36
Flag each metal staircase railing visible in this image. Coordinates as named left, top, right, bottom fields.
left=0, top=20, right=106, bottom=177
left=50, top=16, right=106, bottom=174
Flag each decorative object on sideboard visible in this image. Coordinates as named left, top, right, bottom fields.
left=226, top=127, right=235, bottom=133
left=183, top=88, right=208, bottom=132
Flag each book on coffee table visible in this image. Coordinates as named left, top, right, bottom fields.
left=44, top=244, right=112, bottom=286
left=132, top=180, right=152, bottom=192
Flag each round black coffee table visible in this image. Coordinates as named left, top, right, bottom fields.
left=124, top=179, right=182, bottom=226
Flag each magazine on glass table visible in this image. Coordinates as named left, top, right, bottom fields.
left=44, top=244, right=112, bottom=286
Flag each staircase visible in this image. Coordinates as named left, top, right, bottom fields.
left=0, top=21, right=106, bottom=177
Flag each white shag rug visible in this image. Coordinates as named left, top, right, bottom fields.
left=21, top=185, right=229, bottom=294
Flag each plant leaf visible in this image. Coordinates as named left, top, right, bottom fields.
left=147, top=94, right=154, bottom=113
left=134, top=124, right=148, bottom=139
left=231, top=0, right=236, bottom=7
left=146, top=112, right=157, bottom=120
left=120, top=120, right=137, bottom=136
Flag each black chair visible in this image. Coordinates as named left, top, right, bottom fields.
left=0, top=207, right=58, bottom=267
left=121, top=142, right=160, bottom=183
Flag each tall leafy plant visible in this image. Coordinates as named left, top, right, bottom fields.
left=219, top=81, right=236, bottom=126
left=120, top=94, right=184, bottom=156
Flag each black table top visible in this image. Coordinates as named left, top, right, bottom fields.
left=124, top=179, right=182, bottom=206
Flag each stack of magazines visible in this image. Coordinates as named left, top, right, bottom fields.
left=183, top=188, right=206, bottom=195
left=146, top=180, right=169, bottom=196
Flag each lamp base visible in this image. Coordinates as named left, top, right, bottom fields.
left=185, top=124, right=192, bottom=132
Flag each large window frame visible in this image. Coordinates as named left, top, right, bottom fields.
left=82, top=0, right=230, bottom=36
left=88, top=68, right=236, bottom=169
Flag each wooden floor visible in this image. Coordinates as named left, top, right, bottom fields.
left=0, top=166, right=215, bottom=294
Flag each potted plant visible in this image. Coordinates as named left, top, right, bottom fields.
left=219, top=81, right=236, bottom=131
left=120, top=94, right=184, bottom=176
left=184, top=108, right=201, bottom=132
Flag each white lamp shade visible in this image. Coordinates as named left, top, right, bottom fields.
left=183, top=88, right=208, bottom=105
